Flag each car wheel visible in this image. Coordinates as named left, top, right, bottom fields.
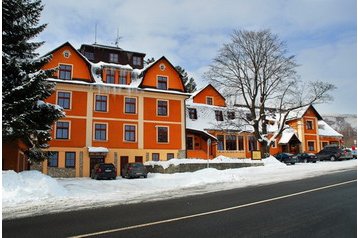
left=330, top=156, right=335, bottom=161
left=291, top=162, right=295, bottom=165
left=144, top=175, right=147, bottom=178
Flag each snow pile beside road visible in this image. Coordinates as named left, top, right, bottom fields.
left=2, top=159, right=356, bottom=220
left=145, top=156, right=259, bottom=169
left=2, top=170, right=68, bottom=204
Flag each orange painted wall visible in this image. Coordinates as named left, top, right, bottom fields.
left=143, top=123, right=182, bottom=149
left=92, top=120, right=138, bottom=149
left=93, top=94, right=138, bottom=120
left=43, top=45, right=92, bottom=81
left=46, top=90, right=87, bottom=117
left=141, top=58, right=184, bottom=91
left=193, top=86, right=226, bottom=107
left=186, top=133, right=215, bottom=159
left=50, top=118, right=87, bottom=147
left=143, top=97, right=181, bottom=122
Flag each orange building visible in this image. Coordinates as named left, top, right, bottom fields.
left=185, top=84, right=343, bottom=159
left=36, top=42, right=189, bottom=177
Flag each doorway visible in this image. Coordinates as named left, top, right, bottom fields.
left=120, top=156, right=129, bottom=176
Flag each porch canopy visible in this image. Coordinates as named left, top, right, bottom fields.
left=186, top=128, right=217, bottom=142
left=278, top=132, right=301, bottom=144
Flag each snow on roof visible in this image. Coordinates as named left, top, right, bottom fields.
left=286, top=105, right=310, bottom=120
left=318, top=120, right=343, bottom=137
left=186, top=102, right=254, bottom=134
left=278, top=129, right=300, bottom=144
left=88, top=147, right=109, bottom=153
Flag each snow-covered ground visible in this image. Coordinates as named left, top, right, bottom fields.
left=2, top=157, right=356, bottom=220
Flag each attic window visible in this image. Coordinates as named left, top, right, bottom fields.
left=215, top=110, right=223, bottom=121
left=133, top=56, right=141, bottom=66
left=109, top=53, right=118, bottom=63
left=63, top=50, right=71, bottom=58
left=227, top=111, right=235, bottom=120
left=84, top=51, right=94, bottom=60
left=188, top=108, right=197, bottom=120
left=159, top=63, right=166, bottom=71
left=206, top=97, right=213, bottom=105
left=157, top=76, right=168, bottom=90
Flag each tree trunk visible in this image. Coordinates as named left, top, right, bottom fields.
left=260, top=141, right=270, bottom=158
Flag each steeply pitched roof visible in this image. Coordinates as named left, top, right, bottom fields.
left=287, top=105, right=323, bottom=121
left=190, top=84, right=226, bottom=102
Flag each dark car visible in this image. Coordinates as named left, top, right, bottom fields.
left=274, top=153, right=297, bottom=165
left=122, top=163, right=148, bottom=179
left=294, top=153, right=317, bottom=163
left=316, top=145, right=349, bottom=161
left=91, top=163, right=117, bottom=180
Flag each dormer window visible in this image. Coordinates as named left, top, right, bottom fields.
left=109, top=53, right=118, bottom=63
left=133, top=56, right=141, bottom=66
left=206, top=97, right=213, bottom=105
left=106, top=68, right=115, bottom=84
left=157, top=76, right=168, bottom=90
left=227, top=111, right=235, bottom=120
left=119, top=70, right=127, bottom=84
left=215, top=110, right=223, bottom=121
left=188, top=108, right=197, bottom=120
left=59, top=64, right=72, bottom=80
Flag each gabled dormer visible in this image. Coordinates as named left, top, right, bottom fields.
left=138, top=56, right=185, bottom=92
left=191, top=84, right=226, bottom=107
left=42, top=42, right=93, bottom=82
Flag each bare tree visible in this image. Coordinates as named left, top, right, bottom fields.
left=205, top=29, right=335, bottom=156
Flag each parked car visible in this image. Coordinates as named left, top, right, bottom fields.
left=294, top=153, right=317, bottom=163
left=316, top=145, right=351, bottom=161
left=274, top=153, right=297, bottom=165
left=122, top=163, right=148, bottom=179
left=340, top=149, right=353, bottom=160
left=351, top=149, right=357, bottom=159
left=91, top=163, right=117, bottom=180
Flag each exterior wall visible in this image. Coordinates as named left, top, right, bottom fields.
left=43, top=45, right=92, bottom=82
left=141, top=58, right=185, bottom=91
left=2, top=139, right=29, bottom=172
left=186, top=133, right=215, bottom=159
left=319, top=136, right=342, bottom=148
left=40, top=45, right=188, bottom=177
left=192, top=85, right=226, bottom=107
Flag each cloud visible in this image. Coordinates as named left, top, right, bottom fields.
left=36, top=0, right=356, bottom=114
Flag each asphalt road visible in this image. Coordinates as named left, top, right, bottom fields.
left=3, top=169, right=356, bottom=238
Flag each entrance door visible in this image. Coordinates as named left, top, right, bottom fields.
left=90, top=157, right=105, bottom=177
left=120, top=156, right=129, bottom=176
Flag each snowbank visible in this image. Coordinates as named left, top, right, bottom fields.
left=2, top=158, right=356, bottom=219
left=144, top=156, right=259, bottom=169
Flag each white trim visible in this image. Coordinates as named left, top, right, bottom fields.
left=206, top=96, right=214, bottom=105
left=94, top=94, right=109, bottom=112
left=54, top=120, right=71, bottom=140
left=307, top=140, right=316, bottom=152
left=156, top=75, right=169, bottom=90
left=124, top=96, right=138, bottom=115
left=156, top=99, right=169, bottom=117
left=56, top=90, right=72, bottom=110
left=58, top=63, right=73, bottom=80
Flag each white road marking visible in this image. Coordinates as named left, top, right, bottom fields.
left=69, top=179, right=357, bottom=238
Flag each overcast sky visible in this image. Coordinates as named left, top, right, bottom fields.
left=36, top=0, right=357, bottom=114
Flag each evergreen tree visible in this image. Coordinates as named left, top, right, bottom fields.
left=175, top=66, right=197, bottom=93
left=2, top=0, right=64, bottom=161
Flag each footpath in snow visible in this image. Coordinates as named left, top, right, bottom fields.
left=2, top=156, right=356, bottom=220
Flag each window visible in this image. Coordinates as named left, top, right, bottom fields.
left=167, top=153, right=174, bottom=160
left=119, top=70, right=127, bottom=84
left=226, top=135, right=237, bottom=150
left=56, top=121, right=69, bottom=139
left=157, top=76, right=168, bottom=90
left=125, top=97, right=136, bottom=114
left=95, top=95, right=107, bottom=112
left=133, top=56, right=141, bottom=66
left=57, top=92, right=71, bottom=109
left=206, top=97, right=213, bottom=105
left=124, top=125, right=136, bottom=142
left=106, top=69, right=115, bottom=84
left=217, top=135, right=224, bottom=150
left=322, top=141, right=328, bottom=148
left=238, top=136, right=244, bottom=151
left=48, top=152, right=58, bottom=167
left=188, top=108, right=197, bottom=120
left=84, top=51, right=94, bottom=60
left=248, top=136, right=257, bottom=151
left=94, top=124, right=107, bottom=141
left=59, top=64, right=72, bottom=80
left=157, top=126, right=168, bottom=143
left=306, top=120, right=314, bottom=130
left=308, top=141, right=315, bottom=151
left=65, top=152, right=76, bottom=168
left=215, top=110, right=223, bottom=121
left=227, top=111, right=235, bottom=120
left=109, top=53, right=118, bottom=63
left=157, top=100, right=168, bottom=116
left=152, top=153, right=160, bottom=161
left=187, top=136, right=194, bottom=150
